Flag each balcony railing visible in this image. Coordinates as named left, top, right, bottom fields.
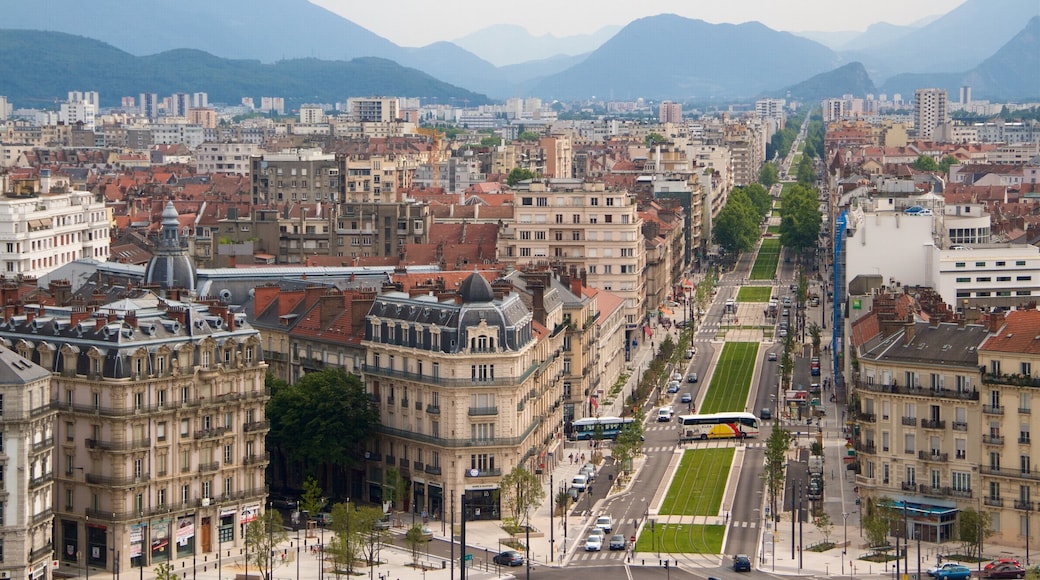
left=918, top=451, right=949, bottom=462
left=920, top=419, right=946, bottom=430
left=983, top=373, right=1040, bottom=388
left=86, top=473, right=150, bottom=487
left=468, top=406, right=498, bottom=416
left=363, top=363, right=539, bottom=388
left=31, top=437, right=54, bottom=453
left=980, top=466, right=1040, bottom=481
left=199, top=461, right=221, bottom=473
left=919, top=484, right=972, bottom=499
left=1020, top=436, right=1032, bottom=444
left=854, top=440, right=877, bottom=455
left=1015, top=500, right=1035, bottom=511
left=242, top=453, right=269, bottom=466
left=86, top=438, right=152, bottom=452
left=29, top=543, right=53, bottom=562
left=983, top=405, right=1004, bottom=415
left=984, top=497, right=1004, bottom=507
left=29, top=473, right=53, bottom=489
left=855, top=381, right=978, bottom=401
left=857, top=412, right=876, bottom=423
left=901, top=482, right=916, bottom=491
left=424, top=465, right=442, bottom=475
left=385, top=455, right=395, bottom=465
left=194, top=427, right=231, bottom=440
left=952, top=422, right=968, bottom=431
left=901, top=417, right=917, bottom=426
left=1021, top=408, right=1032, bottom=415
left=982, top=435, right=1005, bottom=445
left=364, top=451, right=382, bottom=462
left=243, top=420, right=270, bottom=433
left=464, top=468, right=501, bottom=478
left=425, top=405, right=441, bottom=414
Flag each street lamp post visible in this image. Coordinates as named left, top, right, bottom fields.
left=842, top=512, right=850, bottom=576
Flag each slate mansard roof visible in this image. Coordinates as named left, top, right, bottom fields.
left=365, top=272, right=534, bottom=354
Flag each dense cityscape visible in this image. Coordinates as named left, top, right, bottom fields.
left=1, top=2, right=1040, bottom=580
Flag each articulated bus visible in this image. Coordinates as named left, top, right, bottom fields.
left=677, top=412, right=760, bottom=441
left=569, top=416, right=636, bottom=440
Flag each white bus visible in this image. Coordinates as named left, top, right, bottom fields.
left=570, top=416, right=636, bottom=440
left=677, top=412, right=760, bottom=440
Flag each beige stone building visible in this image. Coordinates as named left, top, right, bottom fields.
left=501, top=179, right=646, bottom=359
left=361, top=272, right=564, bottom=520
left=0, top=347, right=57, bottom=580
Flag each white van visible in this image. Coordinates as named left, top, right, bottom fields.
left=657, top=406, right=674, bottom=422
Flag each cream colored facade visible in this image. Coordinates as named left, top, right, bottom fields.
left=0, top=348, right=56, bottom=580
left=196, top=142, right=260, bottom=175
left=0, top=300, right=269, bottom=574
left=361, top=273, right=564, bottom=520
left=501, top=179, right=646, bottom=333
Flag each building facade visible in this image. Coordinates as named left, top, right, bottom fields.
left=0, top=347, right=57, bottom=580
left=361, top=272, right=564, bottom=521
left=914, top=88, right=949, bottom=140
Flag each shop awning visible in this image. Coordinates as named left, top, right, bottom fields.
left=643, top=325, right=652, bottom=338
left=658, top=307, right=674, bottom=316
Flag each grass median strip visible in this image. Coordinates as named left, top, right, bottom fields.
left=699, top=341, right=758, bottom=414
left=636, top=524, right=724, bottom=554
left=659, top=448, right=733, bottom=515
left=751, top=238, right=781, bottom=280
left=736, top=286, right=772, bottom=302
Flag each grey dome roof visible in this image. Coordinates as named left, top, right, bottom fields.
left=144, top=201, right=197, bottom=293
left=459, top=272, right=494, bottom=303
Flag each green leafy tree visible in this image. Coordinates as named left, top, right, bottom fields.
left=759, top=162, right=780, bottom=187
left=153, top=563, right=180, bottom=580
left=779, top=183, right=822, bottom=255
left=299, top=477, right=327, bottom=519
left=809, top=322, right=821, bottom=356
left=555, top=490, right=571, bottom=517
left=353, top=505, right=390, bottom=567
left=645, top=132, right=668, bottom=147
left=325, top=533, right=352, bottom=578
left=500, top=466, right=545, bottom=530
left=518, top=131, right=541, bottom=141
left=912, top=154, right=940, bottom=172
left=763, top=427, right=793, bottom=523
left=479, top=136, right=502, bottom=147
left=245, top=510, right=290, bottom=580
left=743, top=183, right=772, bottom=220
left=862, top=497, right=897, bottom=549
left=713, top=189, right=761, bottom=253
left=405, top=524, right=428, bottom=567
left=796, top=155, right=815, bottom=185
left=956, top=507, right=994, bottom=559
left=939, top=155, right=960, bottom=174
left=815, top=512, right=834, bottom=544
left=384, top=467, right=406, bottom=512
left=613, top=416, right=645, bottom=473
left=329, top=501, right=359, bottom=573
left=506, top=167, right=537, bottom=186
left=267, top=369, right=380, bottom=491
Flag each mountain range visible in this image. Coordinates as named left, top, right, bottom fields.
left=452, top=24, right=621, bottom=67
left=2, top=0, right=1038, bottom=106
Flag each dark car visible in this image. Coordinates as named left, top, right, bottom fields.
left=493, top=550, right=525, bottom=566
left=760, top=408, right=772, bottom=420
left=686, top=373, right=698, bottom=383
left=609, top=534, right=626, bottom=550
left=985, top=563, right=1026, bottom=579
left=733, top=554, right=752, bottom=572
left=680, top=392, right=693, bottom=403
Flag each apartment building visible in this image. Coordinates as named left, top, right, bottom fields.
left=0, top=174, right=110, bottom=278
left=361, top=272, right=564, bottom=520
left=347, top=98, right=399, bottom=123
left=0, top=347, right=57, bottom=580
left=196, top=142, right=261, bottom=176
left=976, top=310, right=1040, bottom=549
left=914, top=88, right=949, bottom=140
left=500, top=179, right=646, bottom=356
left=659, top=102, right=682, bottom=124
left=852, top=316, right=989, bottom=543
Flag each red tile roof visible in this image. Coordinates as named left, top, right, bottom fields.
left=981, top=310, right=1040, bottom=355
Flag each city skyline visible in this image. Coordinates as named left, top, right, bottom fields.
left=311, top=0, right=966, bottom=47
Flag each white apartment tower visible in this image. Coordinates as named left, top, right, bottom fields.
left=914, top=88, right=949, bottom=140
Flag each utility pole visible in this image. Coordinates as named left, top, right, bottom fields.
left=798, top=486, right=803, bottom=570
left=549, top=474, right=554, bottom=564
left=450, top=494, right=455, bottom=580
left=460, top=493, right=466, bottom=580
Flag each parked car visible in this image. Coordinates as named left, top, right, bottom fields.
left=580, top=463, right=597, bottom=481
left=685, top=349, right=695, bottom=358
left=928, top=563, right=968, bottom=578
left=609, top=534, right=626, bottom=550
left=667, top=381, right=681, bottom=393
left=588, top=527, right=605, bottom=539
left=373, top=513, right=392, bottom=530
left=313, top=512, right=333, bottom=526
left=585, top=535, right=603, bottom=551
left=768, top=352, right=777, bottom=361
left=419, top=526, right=434, bottom=541
left=571, top=474, right=589, bottom=492
left=985, top=559, right=1022, bottom=572
left=680, top=392, right=693, bottom=404
left=672, top=372, right=684, bottom=382
left=493, top=550, right=525, bottom=566
left=686, top=373, right=698, bottom=383
left=733, top=554, right=752, bottom=572
left=933, top=565, right=971, bottom=580
left=985, top=563, right=1026, bottom=579
left=595, top=515, right=613, bottom=533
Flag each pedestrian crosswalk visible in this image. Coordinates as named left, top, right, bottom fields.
left=571, top=549, right=628, bottom=562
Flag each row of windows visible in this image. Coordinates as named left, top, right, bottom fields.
left=955, top=290, right=1032, bottom=298
left=955, top=276, right=1031, bottom=283
left=520, top=196, right=622, bottom=207
left=954, top=260, right=1028, bottom=268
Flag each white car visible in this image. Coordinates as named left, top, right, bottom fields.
left=595, top=515, right=613, bottom=533
left=671, top=372, right=683, bottom=382
left=571, top=474, right=588, bottom=492
left=585, top=535, right=603, bottom=551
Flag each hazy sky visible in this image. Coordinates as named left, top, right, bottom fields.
left=311, top=0, right=967, bottom=46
